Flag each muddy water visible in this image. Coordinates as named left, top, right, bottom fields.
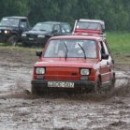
left=0, top=54, right=130, bottom=130
left=0, top=96, right=130, bottom=130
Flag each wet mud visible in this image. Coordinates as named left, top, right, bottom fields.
left=0, top=47, right=130, bottom=130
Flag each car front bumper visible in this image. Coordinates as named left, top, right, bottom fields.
left=0, top=33, right=10, bottom=42
left=31, top=79, right=96, bottom=91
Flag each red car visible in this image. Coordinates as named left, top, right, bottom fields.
left=72, top=19, right=105, bottom=38
left=31, top=35, right=115, bottom=94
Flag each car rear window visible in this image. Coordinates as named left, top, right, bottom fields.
left=76, top=21, right=101, bottom=30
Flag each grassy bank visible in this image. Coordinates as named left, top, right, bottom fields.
left=107, top=32, right=130, bottom=55
left=107, top=32, right=130, bottom=65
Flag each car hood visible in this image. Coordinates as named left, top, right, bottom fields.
left=34, top=58, right=99, bottom=68
left=25, top=30, right=51, bottom=35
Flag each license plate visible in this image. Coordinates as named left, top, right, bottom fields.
left=48, top=81, right=74, bottom=88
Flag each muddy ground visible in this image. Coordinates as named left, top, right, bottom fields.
left=0, top=47, right=130, bottom=130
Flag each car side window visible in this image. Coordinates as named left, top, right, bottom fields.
left=61, top=24, right=71, bottom=33
left=53, top=25, right=60, bottom=33
left=100, top=41, right=109, bottom=56
left=19, top=19, right=28, bottom=28
left=103, top=41, right=109, bottom=54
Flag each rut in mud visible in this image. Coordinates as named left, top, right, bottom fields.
left=0, top=47, right=130, bottom=130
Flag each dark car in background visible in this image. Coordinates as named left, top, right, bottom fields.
left=0, top=16, right=30, bottom=45
left=21, top=21, right=71, bottom=47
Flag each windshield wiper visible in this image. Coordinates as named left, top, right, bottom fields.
left=78, top=43, right=86, bottom=59
left=63, top=42, right=68, bottom=59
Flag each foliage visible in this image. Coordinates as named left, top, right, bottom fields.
left=0, top=0, right=130, bottom=31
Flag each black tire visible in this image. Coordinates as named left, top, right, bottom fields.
left=7, top=35, right=18, bottom=46
left=94, top=78, right=102, bottom=94
left=31, top=85, right=40, bottom=95
left=109, top=74, right=116, bottom=90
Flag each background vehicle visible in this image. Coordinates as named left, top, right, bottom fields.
left=72, top=19, right=105, bottom=38
left=31, top=35, right=115, bottom=95
left=0, top=16, right=30, bottom=45
left=21, top=21, right=71, bottom=47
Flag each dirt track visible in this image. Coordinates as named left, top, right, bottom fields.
left=0, top=47, right=130, bottom=130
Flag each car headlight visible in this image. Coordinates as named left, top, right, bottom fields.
left=4, top=30, right=10, bottom=34
left=35, top=67, right=45, bottom=75
left=22, top=33, right=26, bottom=37
left=38, top=34, right=45, bottom=38
left=80, top=68, right=90, bottom=75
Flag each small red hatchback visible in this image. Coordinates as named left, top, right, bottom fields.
left=31, top=35, right=115, bottom=94
left=72, top=19, right=105, bottom=38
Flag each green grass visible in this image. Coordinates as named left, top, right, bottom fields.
left=107, top=32, right=130, bottom=65
left=107, top=32, right=130, bottom=55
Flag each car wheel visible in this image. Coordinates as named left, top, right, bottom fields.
left=8, top=35, right=18, bottom=46
left=94, top=78, right=102, bottom=94
left=31, top=85, right=40, bottom=95
left=109, top=74, right=116, bottom=90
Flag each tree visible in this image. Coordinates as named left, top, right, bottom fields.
left=0, top=0, right=130, bottom=31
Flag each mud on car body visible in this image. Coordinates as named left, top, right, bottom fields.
left=73, top=19, right=105, bottom=38
left=31, top=35, right=115, bottom=94
left=21, top=21, right=71, bottom=47
left=0, top=16, right=30, bottom=45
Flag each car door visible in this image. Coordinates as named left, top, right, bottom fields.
left=99, top=40, right=112, bottom=84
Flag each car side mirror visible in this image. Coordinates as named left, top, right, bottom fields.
left=101, top=54, right=109, bottom=59
left=36, top=51, right=42, bottom=57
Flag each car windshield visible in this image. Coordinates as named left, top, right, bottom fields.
left=32, top=23, right=53, bottom=32
left=44, top=39, right=97, bottom=58
left=0, top=18, right=19, bottom=27
left=76, top=21, right=101, bottom=30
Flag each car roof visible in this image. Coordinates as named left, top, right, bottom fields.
left=78, top=19, right=104, bottom=25
left=2, top=16, right=27, bottom=19
left=50, top=35, right=103, bottom=41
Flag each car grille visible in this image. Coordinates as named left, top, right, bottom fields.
left=45, top=67, right=80, bottom=80
left=27, top=34, right=37, bottom=38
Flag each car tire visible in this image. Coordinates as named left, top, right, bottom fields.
left=94, top=77, right=102, bottom=94
left=109, top=74, right=116, bottom=90
left=8, top=35, right=18, bottom=46
left=31, top=85, right=41, bottom=95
